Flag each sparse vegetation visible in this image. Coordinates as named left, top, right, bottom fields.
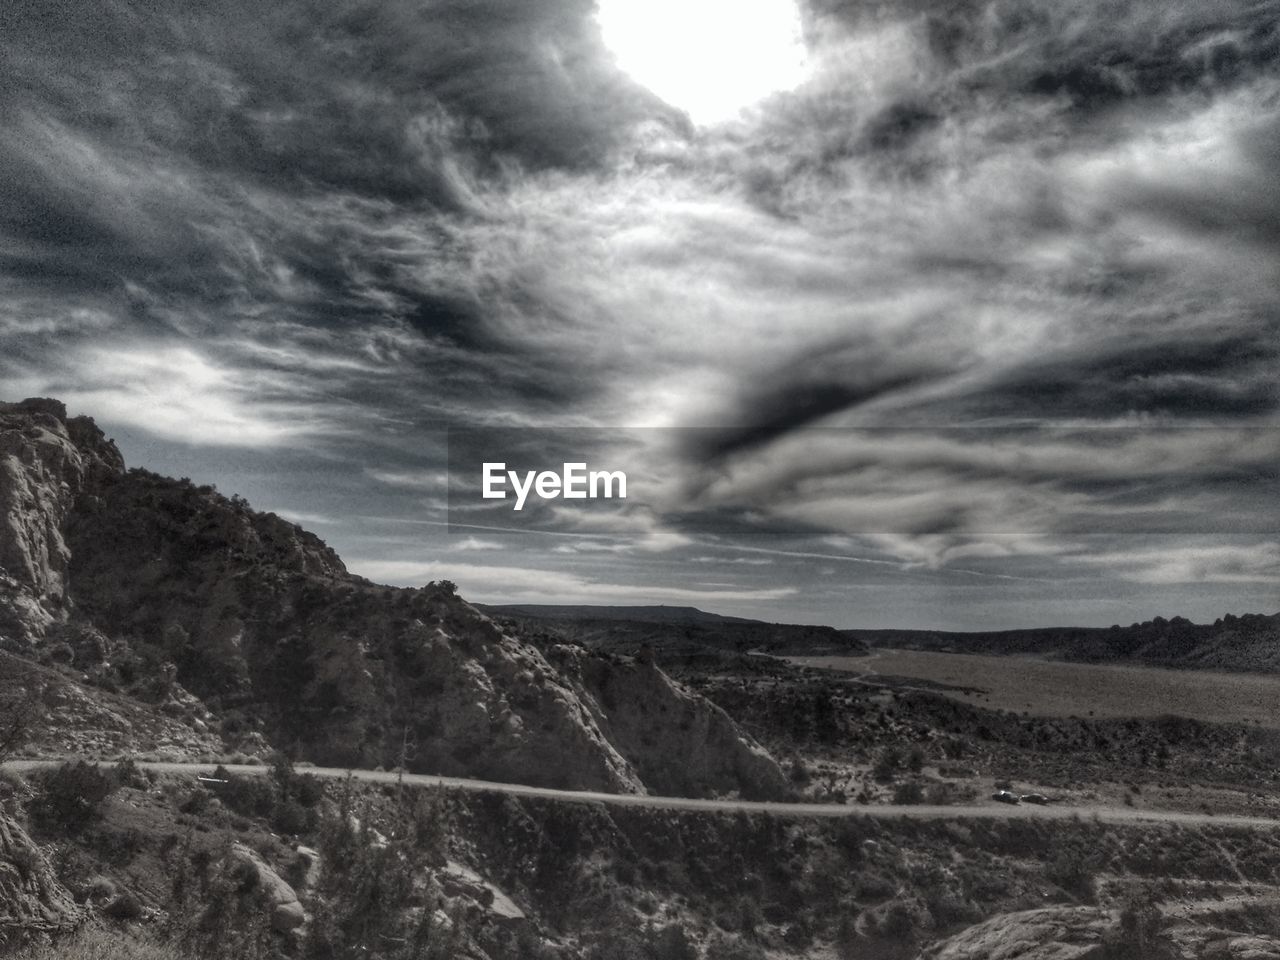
left=31, top=761, right=116, bottom=834
left=0, top=673, right=39, bottom=763
left=8, top=927, right=179, bottom=960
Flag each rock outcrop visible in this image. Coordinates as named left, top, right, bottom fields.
left=226, top=843, right=306, bottom=933
left=0, top=811, right=81, bottom=938
left=439, top=861, right=525, bottom=926
left=0, top=399, right=122, bottom=649
left=552, top=645, right=790, bottom=800
left=919, top=907, right=1111, bottom=960
left=917, top=905, right=1280, bottom=960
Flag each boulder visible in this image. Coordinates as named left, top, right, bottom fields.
left=227, top=843, right=305, bottom=933
left=918, top=907, right=1110, bottom=960
left=440, top=861, right=525, bottom=925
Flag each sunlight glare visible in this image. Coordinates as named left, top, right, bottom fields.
left=596, top=0, right=809, bottom=125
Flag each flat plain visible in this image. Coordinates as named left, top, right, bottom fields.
left=790, top=648, right=1280, bottom=729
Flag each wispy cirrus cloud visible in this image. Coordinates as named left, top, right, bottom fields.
left=346, top=559, right=798, bottom=606
left=2, top=0, right=1277, bottom=625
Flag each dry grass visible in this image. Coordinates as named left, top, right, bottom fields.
left=8, top=927, right=178, bottom=960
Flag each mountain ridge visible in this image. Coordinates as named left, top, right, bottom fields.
left=841, top=612, right=1280, bottom=673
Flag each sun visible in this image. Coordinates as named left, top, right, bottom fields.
left=596, top=0, right=809, bottom=125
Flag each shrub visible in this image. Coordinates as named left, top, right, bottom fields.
left=862, top=897, right=931, bottom=940
left=271, top=799, right=312, bottom=836
left=893, top=781, right=925, bottom=805
left=301, top=788, right=461, bottom=960
left=0, top=679, right=40, bottom=763
left=112, top=758, right=148, bottom=790
left=835, top=910, right=861, bottom=958
left=103, top=891, right=145, bottom=921
left=872, top=748, right=901, bottom=782
left=208, top=767, right=274, bottom=818
left=33, top=762, right=115, bottom=833
left=1105, top=892, right=1172, bottom=959
left=1046, top=845, right=1100, bottom=902
left=905, top=748, right=925, bottom=774
left=648, top=924, right=698, bottom=960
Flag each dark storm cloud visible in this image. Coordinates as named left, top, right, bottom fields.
left=2, top=0, right=1278, bottom=615
left=683, top=334, right=947, bottom=459
left=966, top=333, right=1280, bottom=420
left=0, top=0, right=681, bottom=439
left=0, top=0, right=665, bottom=186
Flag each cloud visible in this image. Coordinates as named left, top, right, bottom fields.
left=346, top=559, right=799, bottom=605
left=366, top=469, right=451, bottom=491
left=271, top=509, right=342, bottom=526
left=1067, top=541, right=1280, bottom=584
left=2, top=0, right=1277, bottom=625
left=7, top=344, right=338, bottom=447
left=451, top=536, right=504, bottom=551
left=689, top=556, right=774, bottom=565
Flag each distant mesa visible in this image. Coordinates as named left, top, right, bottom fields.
left=477, top=603, right=763, bottom=625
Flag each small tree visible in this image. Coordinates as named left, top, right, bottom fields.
left=893, top=781, right=925, bottom=805
left=905, top=747, right=925, bottom=774
left=1107, top=891, right=1171, bottom=959
left=0, top=675, right=41, bottom=762
left=872, top=747, right=901, bottom=782
left=648, top=923, right=698, bottom=960
left=32, top=761, right=115, bottom=833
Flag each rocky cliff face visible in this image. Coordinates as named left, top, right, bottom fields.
left=551, top=645, right=788, bottom=799
left=0, top=398, right=786, bottom=799
left=0, top=399, right=123, bottom=649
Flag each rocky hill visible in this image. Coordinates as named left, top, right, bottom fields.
left=0, top=398, right=787, bottom=800
left=843, top=613, right=1280, bottom=673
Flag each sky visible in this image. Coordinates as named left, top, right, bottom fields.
left=1, top=0, right=1278, bottom=629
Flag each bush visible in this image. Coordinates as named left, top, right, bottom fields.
left=208, top=767, right=274, bottom=818
left=893, top=781, right=925, bottom=805
left=103, top=891, right=145, bottom=921
left=301, top=788, right=461, bottom=960
left=1046, top=845, right=1100, bottom=902
left=0, top=679, right=40, bottom=763
left=1105, top=892, right=1172, bottom=959
left=862, top=897, right=931, bottom=940
left=33, top=762, right=116, bottom=833
left=648, top=924, right=698, bottom=960
left=872, top=748, right=901, bottom=782
left=836, top=910, right=861, bottom=958
left=272, top=799, right=312, bottom=836
left=112, top=758, right=149, bottom=790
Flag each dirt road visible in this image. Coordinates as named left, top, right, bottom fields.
left=8, top=760, right=1279, bottom=830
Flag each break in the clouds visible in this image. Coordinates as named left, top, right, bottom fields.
left=1, top=0, right=1277, bottom=627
